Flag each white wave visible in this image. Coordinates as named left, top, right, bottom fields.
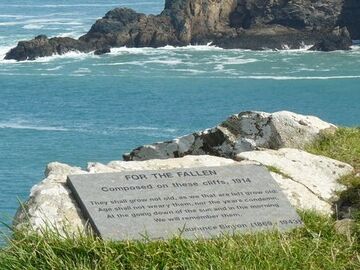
left=215, top=57, right=258, bottom=65
left=350, top=44, right=360, bottom=51
left=35, top=66, right=63, bottom=71
left=0, top=14, right=35, bottom=19
left=214, top=64, right=224, bottom=70
left=0, top=72, right=63, bottom=76
left=278, top=43, right=313, bottom=52
left=235, top=75, right=360, bottom=80
left=93, top=58, right=182, bottom=66
left=23, top=24, right=44, bottom=30
left=146, top=59, right=182, bottom=65
left=113, top=126, right=177, bottom=133
left=0, top=13, right=77, bottom=19
left=93, top=61, right=143, bottom=66
left=58, top=31, right=83, bottom=38
left=0, top=18, right=83, bottom=27
left=109, top=43, right=224, bottom=55
left=0, top=46, right=15, bottom=62
left=0, top=121, right=68, bottom=132
left=23, top=51, right=92, bottom=63
left=72, top=126, right=178, bottom=135
left=3, top=3, right=161, bottom=8
left=296, top=67, right=332, bottom=72
left=109, top=47, right=163, bottom=56
left=161, top=43, right=224, bottom=51
left=174, top=68, right=206, bottom=74
left=73, top=68, right=91, bottom=73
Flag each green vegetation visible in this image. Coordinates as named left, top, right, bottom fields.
left=306, top=127, right=360, bottom=220
left=0, top=212, right=359, bottom=270
left=0, top=127, right=359, bottom=269
left=266, top=166, right=293, bottom=179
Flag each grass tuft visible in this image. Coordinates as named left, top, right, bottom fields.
left=306, top=127, right=360, bottom=220
left=266, top=166, right=293, bottom=179
left=0, top=212, right=359, bottom=269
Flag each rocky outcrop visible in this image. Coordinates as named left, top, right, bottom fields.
left=13, top=110, right=355, bottom=235
left=14, top=153, right=353, bottom=234
left=236, top=148, right=353, bottom=214
left=339, top=0, right=360, bottom=40
left=14, top=162, right=88, bottom=233
left=14, top=156, right=237, bottom=234
left=4, top=35, right=92, bottom=61
left=310, top=27, right=352, bottom=52
left=5, top=0, right=360, bottom=60
left=124, top=111, right=336, bottom=161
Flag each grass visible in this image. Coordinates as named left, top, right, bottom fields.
left=306, top=127, right=360, bottom=220
left=0, top=212, right=359, bottom=270
left=266, top=166, right=293, bottom=179
left=0, top=127, right=359, bottom=269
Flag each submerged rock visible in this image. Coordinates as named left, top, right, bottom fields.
left=124, top=111, right=336, bottom=161
left=5, top=0, right=360, bottom=61
left=94, top=46, right=111, bottom=56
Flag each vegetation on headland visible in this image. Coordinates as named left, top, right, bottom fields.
left=306, top=127, right=360, bottom=220
left=0, top=127, right=359, bottom=269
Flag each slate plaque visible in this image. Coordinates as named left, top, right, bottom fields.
left=67, top=165, right=302, bottom=240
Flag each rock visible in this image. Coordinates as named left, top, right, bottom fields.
left=5, top=0, right=360, bottom=60
left=94, top=46, right=111, bottom=55
left=339, top=0, right=360, bottom=40
left=14, top=156, right=237, bottom=234
left=124, top=111, right=336, bottom=161
left=4, top=35, right=91, bottom=61
left=15, top=151, right=353, bottom=234
left=310, top=27, right=352, bottom=51
left=13, top=162, right=88, bottom=234
left=236, top=148, right=354, bottom=214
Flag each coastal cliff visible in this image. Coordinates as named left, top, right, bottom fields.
left=5, top=0, right=360, bottom=61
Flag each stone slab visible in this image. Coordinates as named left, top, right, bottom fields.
left=67, top=164, right=302, bottom=241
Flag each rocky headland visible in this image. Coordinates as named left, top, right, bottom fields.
left=14, top=110, right=357, bottom=235
left=5, top=0, right=360, bottom=61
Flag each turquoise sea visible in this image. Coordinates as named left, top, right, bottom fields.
left=0, top=0, right=359, bottom=236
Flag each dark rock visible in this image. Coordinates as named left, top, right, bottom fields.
left=339, top=0, right=360, bottom=40
left=123, top=111, right=335, bottom=161
left=310, top=27, right=352, bottom=51
left=4, top=36, right=92, bottom=61
left=4, top=0, right=360, bottom=61
left=94, top=46, right=111, bottom=55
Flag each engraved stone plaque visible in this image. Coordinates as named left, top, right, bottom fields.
left=67, top=164, right=302, bottom=240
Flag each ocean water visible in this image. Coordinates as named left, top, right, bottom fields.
left=0, top=0, right=359, bottom=238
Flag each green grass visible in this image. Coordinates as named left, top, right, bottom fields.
left=0, top=212, right=359, bottom=270
left=0, top=127, right=359, bottom=269
left=306, top=127, right=360, bottom=220
left=266, top=166, right=293, bottom=179
left=306, top=127, right=360, bottom=172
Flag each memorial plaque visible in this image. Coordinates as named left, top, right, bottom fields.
left=67, top=165, right=302, bottom=240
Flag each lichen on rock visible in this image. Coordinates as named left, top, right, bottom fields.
left=124, top=111, right=336, bottom=161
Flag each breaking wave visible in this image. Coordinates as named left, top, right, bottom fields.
left=0, top=120, right=68, bottom=132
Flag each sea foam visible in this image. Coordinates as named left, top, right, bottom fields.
left=0, top=120, right=68, bottom=132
